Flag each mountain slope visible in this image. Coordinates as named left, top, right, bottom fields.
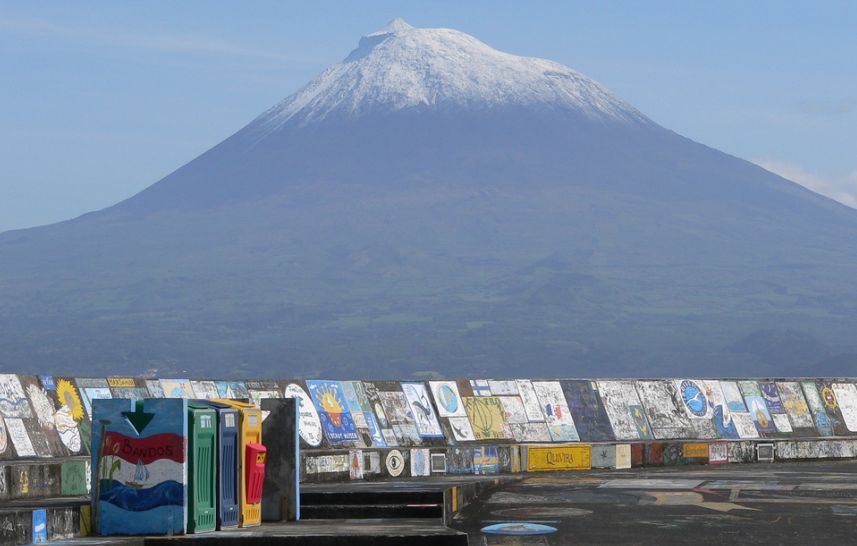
left=1, top=20, right=856, bottom=378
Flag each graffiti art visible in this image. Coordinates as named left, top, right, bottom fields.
left=760, top=382, right=787, bottom=414
left=429, top=381, right=466, bottom=418
left=532, top=381, right=579, bottom=442
left=832, top=383, right=857, bottom=432
left=562, top=380, right=615, bottom=442
left=0, top=374, right=32, bottom=419
left=463, top=396, right=509, bottom=440
left=401, top=382, right=444, bottom=438
left=283, top=383, right=324, bottom=448
left=306, top=380, right=360, bottom=445
left=385, top=449, right=405, bottom=477
left=678, top=380, right=709, bottom=418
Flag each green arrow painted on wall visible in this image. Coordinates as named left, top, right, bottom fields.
left=123, top=400, right=155, bottom=435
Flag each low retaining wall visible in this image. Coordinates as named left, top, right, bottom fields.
left=2, top=375, right=857, bottom=486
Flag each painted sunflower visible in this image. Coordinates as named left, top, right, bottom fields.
left=57, top=379, right=85, bottom=421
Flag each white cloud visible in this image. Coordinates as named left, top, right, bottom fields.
left=754, top=159, right=857, bottom=210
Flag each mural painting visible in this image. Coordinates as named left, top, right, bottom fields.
left=107, top=377, right=149, bottom=401
left=718, top=381, right=759, bottom=439
left=144, top=380, right=164, bottom=398
left=591, top=444, right=617, bottom=469
left=189, top=381, right=219, bottom=400
left=816, top=380, right=850, bottom=436
left=473, top=446, right=500, bottom=475
left=526, top=445, right=591, bottom=472
left=247, top=385, right=281, bottom=421
left=508, top=422, right=552, bottom=443
left=636, top=381, right=695, bottom=439
left=516, top=380, right=546, bottom=422
left=282, top=382, right=324, bottom=448
left=306, top=380, right=360, bottom=446
left=5, top=418, right=36, bottom=457
left=410, top=448, right=431, bottom=477
left=499, top=396, right=528, bottom=425
left=91, top=398, right=187, bottom=535
left=775, top=381, right=815, bottom=433
left=532, top=381, right=579, bottom=442
left=702, top=381, right=739, bottom=439
left=759, top=382, right=786, bottom=414
left=662, top=443, right=685, bottom=465
left=45, top=378, right=87, bottom=454
left=373, top=382, right=422, bottom=446
left=709, top=442, right=729, bottom=464
left=448, top=416, right=477, bottom=442
left=801, top=380, right=834, bottom=436
left=401, top=382, right=444, bottom=439
left=364, top=451, right=382, bottom=475
left=682, top=442, right=709, bottom=462
left=19, top=376, right=65, bottom=457
left=562, top=380, right=615, bottom=442
left=497, top=394, right=551, bottom=441
left=349, top=381, right=388, bottom=448
left=76, top=378, right=114, bottom=420
left=446, top=447, right=474, bottom=475
left=676, top=380, right=711, bottom=419
left=340, top=381, right=380, bottom=448
left=0, top=374, right=32, bottom=419
left=832, top=383, right=857, bottom=433
left=487, top=381, right=518, bottom=396
left=759, top=382, right=794, bottom=434
left=157, top=379, right=194, bottom=399
left=349, top=450, right=364, bottom=480
left=469, top=380, right=492, bottom=397
left=738, top=381, right=776, bottom=435
left=463, top=397, right=510, bottom=441
left=429, top=381, right=467, bottom=418
left=61, top=460, right=88, bottom=496
left=214, top=381, right=248, bottom=400
left=361, top=382, right=399, bottom=447
left=340, top=382, right=368, bottom=430
left=385, top=449, right=406, bottom=478
left=597, top=381, right=651, bottom=440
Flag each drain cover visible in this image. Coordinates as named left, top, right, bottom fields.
left=481, top=522, right=558, bottom=535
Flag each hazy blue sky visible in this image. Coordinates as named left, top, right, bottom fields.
left=2, top=1, right=855, bottom=232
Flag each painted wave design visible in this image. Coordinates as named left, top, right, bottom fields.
left=98, top=479, right=185, bottom=512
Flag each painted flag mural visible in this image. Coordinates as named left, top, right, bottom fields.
left=90, top=398, right=188, bottom=536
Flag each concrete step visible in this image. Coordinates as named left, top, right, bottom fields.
left=300, top=503, right=443, bottom=520
left=0, top=497, right=89, bottom=545
left=301, top=490, right=443, bottom=506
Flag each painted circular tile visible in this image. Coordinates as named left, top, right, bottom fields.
left=680, top=380, right=708, bottom=417
left=481, top=522, right=558, bottom=535
left=386, top=449, right=405, bottom=477
left=438, top=385, right=459, bottom=413
left=283, top=383, right=324, bottom=447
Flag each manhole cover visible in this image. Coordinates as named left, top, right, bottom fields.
left=481, top=523, right=558, bottom=535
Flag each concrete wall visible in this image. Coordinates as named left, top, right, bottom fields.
left=2, top=375, right=857, bottom=488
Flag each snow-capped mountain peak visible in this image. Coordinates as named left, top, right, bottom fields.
left=366, top=17, right=414, bottom=37
left=253, top=20, right=650, bottom=132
